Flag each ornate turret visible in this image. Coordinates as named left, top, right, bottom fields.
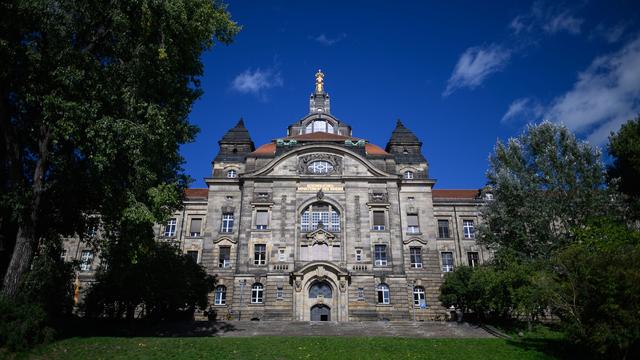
left=214, top=118, right=255, bottom=162
left=309, top=69, right=331, bottom=114
left=385, top=119, right=427, bottom=164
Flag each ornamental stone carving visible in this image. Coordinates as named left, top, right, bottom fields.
left=297, top=153, right=342, bottom=175
left=368, top=192, right=389, bottom=203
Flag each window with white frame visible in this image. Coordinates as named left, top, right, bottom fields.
left=355, top=248, right=363, bottom=262
left=189, top=218, right=202, bottom=237
left=403, top=171, right=414, bottom=179
left=221, top=213, right=234, bottom=233
left=374, top=244, right=387, bottom=266
left=305, top=120, right=334, bottom=134
left=441, top=252, right=454, bottom=272
left=219, top=246, right=231, bottom=268
left=255, top=210, right=269, bottom=230
left=80, top=250, right=93, bottom=271
left=410, top=247, right=423, bottom=268
left=413, top=286, right=426, bottom=307
left=437, top=219, right=450, bottom=238
left=463, top=220, right=475, bottom=238
left=468, top=252, right=479, bottom=268
left=357, top=288, right=365, bottom=300
left=307, top=160, right=334, bottom=174
left=226, top=169, right=237, bottom=178
left=300, top=203, right=340, bottom=232
left=372, top=210, right=386, bottom=231
left=164, top=218, right=177, bottom=237
left=60, top=249, right=67, bottom=261
left=251, top=283, right=264, bottom=303
left=254, top=244, right=266, bottom=265
left=214, top=285, right=226, bottom=305
left=278, top=248, right=286, bottom=262
left=377, top=283, right=390, bottom=304
left=407, top=214, right=420, bottom=233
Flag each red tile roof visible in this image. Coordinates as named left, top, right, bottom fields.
left=250, top=143, right=276, bottom=156
left=432, top=189, right=479, bottom=199
left=184, top=188, right=208, bottom=199
left=365, top=143, right=389, bottom=155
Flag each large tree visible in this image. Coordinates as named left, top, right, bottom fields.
left=0, top=0, right=239, bottom=297
left=608, top=115, right=640, bottom=220
left=480, top=121, right=616, bottom=259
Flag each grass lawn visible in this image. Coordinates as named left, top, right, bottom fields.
left=13, top=336, right=561, bottom=360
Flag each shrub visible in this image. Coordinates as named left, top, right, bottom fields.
left=0, top=297, right=55, bottom=351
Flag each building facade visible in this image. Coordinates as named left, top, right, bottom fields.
left=65, top=71, right=492, bottom=321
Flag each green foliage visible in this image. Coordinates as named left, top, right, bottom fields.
left=608, top=115, right=640, bottom=219
left=543, top=219, right=640, bottom=359
left=0, top=0, right=239, bottom=295
left=481, top=121, right=615, bottom=259
left=84, top=241, right=215, bottom=320
left=0, top=297, right=55, bottom=351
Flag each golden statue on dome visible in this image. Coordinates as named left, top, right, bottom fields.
left=315, top=69, right=324, bottom=93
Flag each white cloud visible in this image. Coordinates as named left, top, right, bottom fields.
left=443, top=45, right=511, bottom=96
left=509, top=1, right=584, bottom=36
left=313, top=33, right=346, bottom=46
left=544, top=35, right=640, bottom=144
left=502, top=98, right=545, bottom=123
left=231, top=68, right=283, bottom=100
left=591, top=23, right=627, bottom=44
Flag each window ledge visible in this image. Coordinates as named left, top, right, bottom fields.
left=406, top=232, right=422, bottom=235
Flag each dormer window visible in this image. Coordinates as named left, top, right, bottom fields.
left=404, top=171, right=414, bottom=179
left=226, top=169, right=237, bottom=178
left=305, top=120, right=334, bottom=134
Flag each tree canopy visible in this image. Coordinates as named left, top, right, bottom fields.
left=608, top=115, right=640, bottom=219
left=0, top=0, right=239, bottom=297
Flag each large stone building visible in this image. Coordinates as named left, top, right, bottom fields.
left=65, top=71, right=492, bottom=321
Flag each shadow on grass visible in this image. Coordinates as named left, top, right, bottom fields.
left=53, top=318, right=241, bottom=339
left=506, top=336, right=587, bottom=360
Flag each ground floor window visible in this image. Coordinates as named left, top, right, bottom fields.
left=377, top=283, right=390, bottom=304
left=214, top=285, right=226, bottom=305
left=413, top=286, right=426, bottom=307
left=251, top=283, right=264, bottom=303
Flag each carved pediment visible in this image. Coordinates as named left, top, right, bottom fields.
left=305, top=228, right=336, bottom=245
left=368, top=192, right=389, bottom=204
left=297, top=153, right=343, bottom=175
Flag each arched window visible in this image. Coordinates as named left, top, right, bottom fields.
left=308, top=160, right=334, bottom=174
left=377, top=283, right=390, bottom=304
left=305, top=120, right=335, bottom=134
left=403, top=171, right=414, bottom=179
left=251, top=283, right=264, bottom=304
left=215, top=285, right=226, bottom=305
left=300, top=203, right=340, bottom=232
left=309, top=281, right=333, bottom=298
left=413, top=286, right=426, bottom=307
left=227, top=169, right=237, bottom=178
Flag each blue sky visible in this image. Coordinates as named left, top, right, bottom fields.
left=183, top=0, right=640, bottom=189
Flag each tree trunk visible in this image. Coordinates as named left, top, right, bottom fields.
left=1, top=225, right=36, bottom=297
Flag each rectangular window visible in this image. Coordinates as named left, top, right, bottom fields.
left=60, top=249, right=67, bottom=261
left=463, top=220, right=475, bottom=239
left=374, top=244, right=387, bottom=266
left=254, top=244, right=266, bottom=265
left=256, top=210, right=269, bottom=230
left=278, top=248, right=286, bottom=262
left=357, top=288, right=365, bottom=301
left=407, top=214, right=420, bottom=233
left=372, top=211, right=386, bottom=231
left=187, top=250, right=199, bottom=263
left=301, top=211, right=310, bottom=232
left=468, top=252, right=479, bottom=268
left=219, top=246, right=231, bottom=268
left=221, top=213, right=234, bottom=233
left=355, top=248, right=363, bottom=262
left=331, top=211, right=340, bottom=232
left=410, top=247, right=423, bottom=268
left=189, top=218, right=202, bottom=237
left=437, top=220, right=450, bottom=238
left=164, top=218, right=177, bottom=237
left=80, top=250, right=93, bottom=271
left=441, top=252, right=454, bottom=272
left=276, top=287, right=284, bottom=300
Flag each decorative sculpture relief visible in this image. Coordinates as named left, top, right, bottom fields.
left=369, top=192, right=389, bottom=203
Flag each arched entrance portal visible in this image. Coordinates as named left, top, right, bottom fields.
left=311, top=304, right=331, bottom=321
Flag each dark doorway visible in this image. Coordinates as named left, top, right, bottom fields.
left=310, top=304, right=331, bottom=321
